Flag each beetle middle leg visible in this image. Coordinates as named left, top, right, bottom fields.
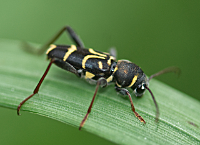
left=22, top=26, right=84, bottom=54
left=115, top=86, right=146, bottom=124
left=109, top=47, right=117, bottom=58
left=79, top=77, right=107, bottom=130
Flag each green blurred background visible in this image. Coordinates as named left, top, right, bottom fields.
left=0, top=0, right=199, bottom=144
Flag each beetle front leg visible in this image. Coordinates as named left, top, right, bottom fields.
left=115, top=86, right=146, bottom=124
left=79, top=77, right=107, bottom=130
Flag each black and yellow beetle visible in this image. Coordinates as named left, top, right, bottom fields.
left=17, top=26, right=180, bottom=130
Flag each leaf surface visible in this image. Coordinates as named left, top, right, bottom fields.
left=0, top=39, right=199, bottom=144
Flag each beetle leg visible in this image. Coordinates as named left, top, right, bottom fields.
left=22, top=26, right=84, bottom=54
left=79, top=77, right=107, bottom=130
left=53, top=58, right=80, bottom=77
left=115, top=86, right=146, bottom=124
left=17, top=58, right=55, bottom=115
left=109, top=47, right=117, bottom=59
left=66, top=26, right=85, bottom=48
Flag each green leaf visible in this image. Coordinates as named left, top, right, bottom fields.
left=0, top=39, right=200, bottom=144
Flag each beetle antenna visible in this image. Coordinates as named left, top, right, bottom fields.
left=144, top=85, right=159, bottom=122
left=149, top=66, right=181, bottom=81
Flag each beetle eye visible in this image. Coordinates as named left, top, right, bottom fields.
left=134, top=84, right=146, bottom=97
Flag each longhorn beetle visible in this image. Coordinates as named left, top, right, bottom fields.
left=17, top=26, right=180, bottom=130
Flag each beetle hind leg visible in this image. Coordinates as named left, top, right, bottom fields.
left=53, top=58, right=80, bottom=77
left=21, top=26, right=84, bottom=55
left=66, top=26, right=85, bottom=48
left=17, top=58, right=55, bottom=115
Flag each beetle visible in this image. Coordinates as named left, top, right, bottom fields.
left=17, top=26, right=180, bottom=130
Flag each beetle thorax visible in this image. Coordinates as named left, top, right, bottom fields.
left=113, top=60, right=144, bottom=88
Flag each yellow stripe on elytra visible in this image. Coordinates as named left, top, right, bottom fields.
left=98, top=61, right=103, bottom=69
left=85, top=71, right=95, bottom=79
left=89, top=48, right=107, bottom=57
left=46, top=44, right=57, bottom=54
left=63, top=45, right=77, bottom=61
left=82, top=55, right=105, bottom=69
left=128, top=75, right=138, bottom=88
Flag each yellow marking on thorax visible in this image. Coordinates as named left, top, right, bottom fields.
left=85, top=71, right=95, bottom=79
left=89, top=48, right=107, bottom=57
left=98, top=61, right=103, bottom=69
left=113, top=66, right=118, bottom=73
left=128, top=75, right=138, bottom=88
left=82, top=55, right=105, bottom=69
left=107, top=56, right=115, bottom=66
left=46, top=44, right=57, bottom=54
left=106, top=75, right=113, bottom=83
left=63, top=45, right=77, bottom=61
left=116, top=81, right=122, bottom=87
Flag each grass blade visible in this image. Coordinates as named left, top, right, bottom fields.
left=0, top=39, right=200, bottom=144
